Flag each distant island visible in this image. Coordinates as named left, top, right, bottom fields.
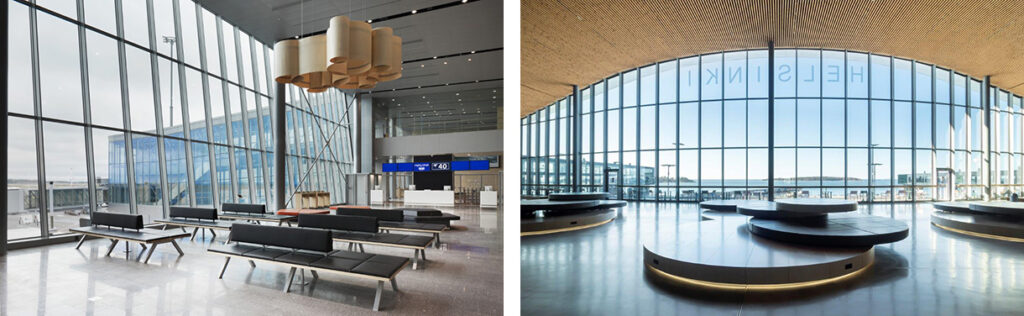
left=764, top=176, right=859, bottom=181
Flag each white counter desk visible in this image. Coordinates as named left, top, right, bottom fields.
left=480, top=191, right=499, bottom=208
left=404, top=190, right=455, bottom=206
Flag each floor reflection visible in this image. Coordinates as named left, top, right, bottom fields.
left=522, top=202, right=1024, bottom=316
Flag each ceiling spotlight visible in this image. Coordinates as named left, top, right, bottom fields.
left=411, top=10, right=417, bottom=14
left=467, top=58, right=472, bottom=62
left=471, top=50, right=475, bottom=54
left=420, top=64, right=424, bottom=68
left=462, top=0, right=467, bottom=3
left=367, top=19, right=372, bottom=23
left=443, top=61, right=447, bottom=65
left=433, top=56, right=437, bottom=59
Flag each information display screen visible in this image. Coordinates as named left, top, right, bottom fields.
left=383, top=160, right=489, bottom=172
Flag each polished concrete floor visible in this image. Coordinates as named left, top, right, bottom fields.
left=1, top=205, right=503, bottom=315
left=521, top=202, right=1024, bottom=316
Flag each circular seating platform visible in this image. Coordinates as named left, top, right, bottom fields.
left=775, top=198, right=858, bottom=213
left=698, top=199, right=748, bottom=212
left=552, top=190, right=606, bottom=200
left=967, top=201, right=1024, bottom=216
left=521, top=208, right=617, bottom=236
left=932, top=201, right=972, bottom=213
left=521, top=193, right=626, bottom=236
left=643, top=216, right=874, bottom=289
left=736, top=201, right=828, bottom=220
left=521, top=199, right=599, bottom=213
left=930, top=211, right=1024, bottom=241
left=748, top=213, right=909, bottom=247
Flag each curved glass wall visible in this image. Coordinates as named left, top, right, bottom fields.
left=7, top=0, right=354, bottom=242
left=522, top=48, right=1024, bottom=202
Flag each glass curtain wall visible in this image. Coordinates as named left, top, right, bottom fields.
left=522, top=48, right=1024, bottom=203
left=6, top=0, right=354, bottom=243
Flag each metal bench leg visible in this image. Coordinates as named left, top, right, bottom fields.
left=218, top=257, right=231, bottom=279
left=140, top=243, right=147, bottom=251
left=190, top=227, right=199, bottom=241
left=181, top=227, right=187, bottom=233
left=75, top=235, right=87, bottom=249
left=412, top=250, right=419, bottom=270
left=278, top=221, right=283, bottom=226
left=161, top=224, right=167, bottom=230
left=373, top=280, right=384, bottom=311
left=420, top=248, right=427, bottom=261
left=248, top=260, right=256, bottom=268
left=105, top=239, right=119, bottom=256
left=209, top=229, right=217, bottom=237
left=284, top=267, right=297, bottom=293
left=143, top=243, right=158, bottom=264
left=170, top=240, right=184, bottom=256
left=390, top=278, right=398, bottom=291
left=434, top=233, right=440, bottom=248
left=358, top=244, right=364, bottom=253
left=310, top=270, right=319, bottom=280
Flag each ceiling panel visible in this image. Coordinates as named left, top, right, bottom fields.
left=521, top=0, right=1024, bottom=116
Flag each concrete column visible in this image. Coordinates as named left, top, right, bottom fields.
left=274, top=83, right=286, bottom=211
left=767, top=40, right=775, bottom=201
left=2, top=0, right=9, bottom=256
left=983, top=75, right=991, bottom=200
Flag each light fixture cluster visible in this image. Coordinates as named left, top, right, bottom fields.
left=273, top=16, right=402, bottom=92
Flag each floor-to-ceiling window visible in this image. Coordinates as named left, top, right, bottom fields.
left=522, top=48, right=1024, bottom=203
left=6, top=0, right=354, bottom=243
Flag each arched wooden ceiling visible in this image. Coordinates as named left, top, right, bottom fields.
left=521, top=0, right=1024, bottom=117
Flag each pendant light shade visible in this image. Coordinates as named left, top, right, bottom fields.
left=377, top=36, right=402, bottom=82
left=347, top=20, right=373, bottom=75
left=371, top=27, right=394, bottom=73
left=273, top=14, right=401, bottom=92
left=297, top=34, right=327, bottom=85
left=326, top=16, right=350, bottom=74
left=273, top=39, right=299, bottom=84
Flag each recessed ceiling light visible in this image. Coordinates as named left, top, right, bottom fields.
left=367, top=19, right=372, bottom=23
left=411, top=10, right=417, bottom=14
left=443, top=61, right=447, bottom=65
left=462, top=0, right=467, bottom=3
left=467, top=58, right=472, bottom=62
left=471, top=50, right=475, bottom=54
left=420, top=64, right=424, bottom=68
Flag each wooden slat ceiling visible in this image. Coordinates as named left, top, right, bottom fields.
left=521, top=0, right=1024, bottom=117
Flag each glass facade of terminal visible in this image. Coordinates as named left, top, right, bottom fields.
left=6, top=0, right=354, bottom=242
left=522, top=49, right=1024, bottom=203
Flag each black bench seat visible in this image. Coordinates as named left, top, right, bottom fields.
left=70, top=212, right=191, bottom=264
left=208, top=223, right=409, bottom=311
left=218, top=203, right=296, bottom=226
left=335, top=208, right=449, bottom=248
left=299, top=214, right=436, bottom=269
left=154, top=207, right=234, bottom=241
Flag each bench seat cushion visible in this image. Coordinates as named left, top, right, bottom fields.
left=380, top=221, right=446, bottom=232
left=155, top=218, right=234, bottom=230
left=332, top=232, right=433, bottom=248
left=276, top=251, right=329, bottom=265
left=352, top=254, right=409, bottom=278
left=208, top=243, right=262, bottom=256
left=242, top=247, right=291, bottom=260
left=221, top=213, right=294, bottom=221
left=71, top=227, right=189, bottom=242
left=308, top=256, right=366, bottom=272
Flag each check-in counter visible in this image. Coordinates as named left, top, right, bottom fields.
left=480, top=191, right=499, bottom=208
left=404, top=190, right=455, bottom=206
left=370, top=189, right=385, bottom=205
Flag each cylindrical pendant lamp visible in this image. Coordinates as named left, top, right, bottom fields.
left=347, top=20, right=373, bottom=75
left=371, top=27, right=394, bottom=73
left=326, top=16, right=350, bottom=74
left=377, top=36, right=402, bottom=81
left=273, top=39, right=299, bottom=83
left=297, top=34, right=327, bottom=85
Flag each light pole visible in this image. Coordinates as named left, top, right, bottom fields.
left=163, top=36, right=176, bottom=126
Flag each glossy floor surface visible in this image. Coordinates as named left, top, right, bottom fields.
left=522, top=202, right=1024, bottom=316
left=1, top=205, right=503, bottom=315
